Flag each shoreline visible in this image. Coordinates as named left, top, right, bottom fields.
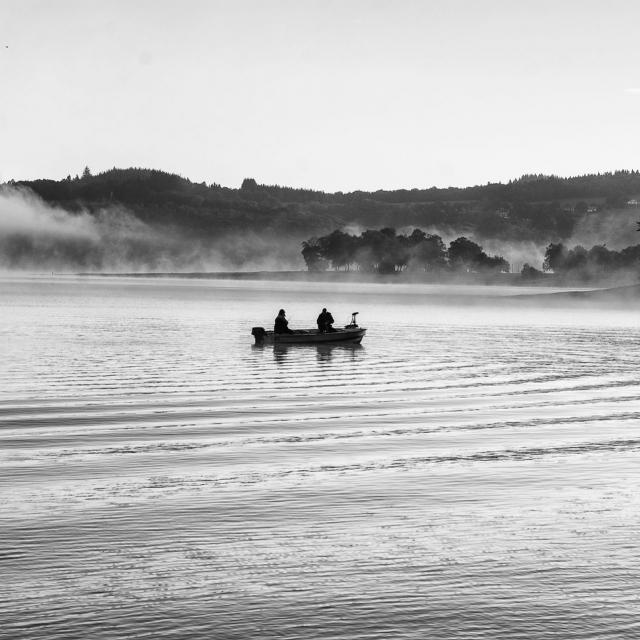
left=67, top=270, right=640, bottom=305
left=75, top=270, right=545, bottom=286
left=4, top=271, right=639, bottom=305
left=72, top=269, right=640, bottom=290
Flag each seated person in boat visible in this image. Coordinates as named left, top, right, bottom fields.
left=317, top=308, right=336, bottom=333
left=274, top=309, right=294, bottom=334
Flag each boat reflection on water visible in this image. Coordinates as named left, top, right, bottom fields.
left=251, top=341, right=364, bottom=365
left=316, top=341, right=363, bottom=365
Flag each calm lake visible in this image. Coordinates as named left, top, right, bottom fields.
left=1, top=275, right=639, bottom=640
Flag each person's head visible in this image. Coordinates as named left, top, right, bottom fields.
left=322, top=308, right=327, bottom=312
left=278, top=309, right=285, bottom=316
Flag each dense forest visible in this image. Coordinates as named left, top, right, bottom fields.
left=9, top=167, right=640, bottom=240
left=1, top=166, right=640, bottom=271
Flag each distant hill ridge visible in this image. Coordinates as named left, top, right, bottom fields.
left=12, top=166, right=640, bottom=203
left=5, top=167, right=640, bottom=242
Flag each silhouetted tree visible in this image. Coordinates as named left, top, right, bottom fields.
left=241, top=178, right=258, bottom=191
left=301, top=238, right=328, bottom=272
left=317, top=230, right=355, bottom=270
left=410, top=233, right=447, bottom=271
left=564, top=245, right=588, bottom=271
left=447, top=237, right=509, bottom=273
left=478, top=255, right=510, bottom=272
left=587, top=245, right=616, bottom=271
left=447, top=237, right=484, bottom=271
left=543, top=243, right=567, bottom=272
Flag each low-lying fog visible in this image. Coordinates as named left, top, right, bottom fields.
left=1, top=185, right=639, bottom=278
left=0, top=187, right=305, bottom=272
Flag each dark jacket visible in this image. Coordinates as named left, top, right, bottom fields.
left=317, top=311, right=334, bottom=331
left=274, top=315, right=293, bottom=334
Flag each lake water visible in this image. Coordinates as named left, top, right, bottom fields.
left=1, top=276, right=640, bottom=640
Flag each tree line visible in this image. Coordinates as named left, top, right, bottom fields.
left=245, top=170, right=640, bottom=205
left=542, top=242, right=640, bottom=279
left=301, top=229, right=509, bottom=274
left=10, top=167, right=639, bottom=246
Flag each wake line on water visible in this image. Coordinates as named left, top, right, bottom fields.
left=13, top=410, right=640, bottom=463
left=4, top=360, right=637, bottom=402
left=3, top=386, right=639, bottom=437
left=6, top=436, right=640, bottom=520
left=8, top=428, right=640, bottom=480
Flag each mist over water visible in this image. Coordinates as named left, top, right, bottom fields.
left=0, top=188, right=305, bottom=272
left=1, top=276, right=639, bottom=639
left=4, top=185, right=640, bottom=276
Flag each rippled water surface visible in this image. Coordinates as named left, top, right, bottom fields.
left=1, top=276, right=640, bottom=639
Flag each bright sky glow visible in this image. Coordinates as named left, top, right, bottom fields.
left=1, top=0, right=639, bottom=191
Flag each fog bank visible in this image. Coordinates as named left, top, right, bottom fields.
left=0, top=187, right=304, bottom=271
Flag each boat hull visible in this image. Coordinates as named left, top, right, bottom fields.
left=253, top=327, right=366, bottom=345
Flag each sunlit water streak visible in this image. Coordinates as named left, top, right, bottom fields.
left=1, top=275, right=640, bottom=639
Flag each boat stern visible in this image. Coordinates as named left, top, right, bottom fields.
left=251, top=327, right=267, bottom=344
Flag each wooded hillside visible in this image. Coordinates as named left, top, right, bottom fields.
left=12, top=167, right=640, bottom=243
left=2, top=167, right=639, bottom=271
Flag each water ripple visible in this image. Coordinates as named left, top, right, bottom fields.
left=1, top=277, right=640, bottom=640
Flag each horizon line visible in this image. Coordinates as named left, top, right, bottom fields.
left=4, top=166, right=640, bottom=195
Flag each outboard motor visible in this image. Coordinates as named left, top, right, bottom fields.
left=251, top=327, right=266, bottom=344
left=346, top=312, right=359, bottom=328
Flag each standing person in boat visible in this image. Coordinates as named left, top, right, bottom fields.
left=274, top=309, right=294, bottom=334
left=317, top=308, right=336, bottom=333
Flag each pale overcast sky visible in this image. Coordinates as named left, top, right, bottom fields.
left=1, top=0, right=639, bottom=191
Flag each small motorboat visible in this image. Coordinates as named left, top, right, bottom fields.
left=252, top=312, right=366, bottom=345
